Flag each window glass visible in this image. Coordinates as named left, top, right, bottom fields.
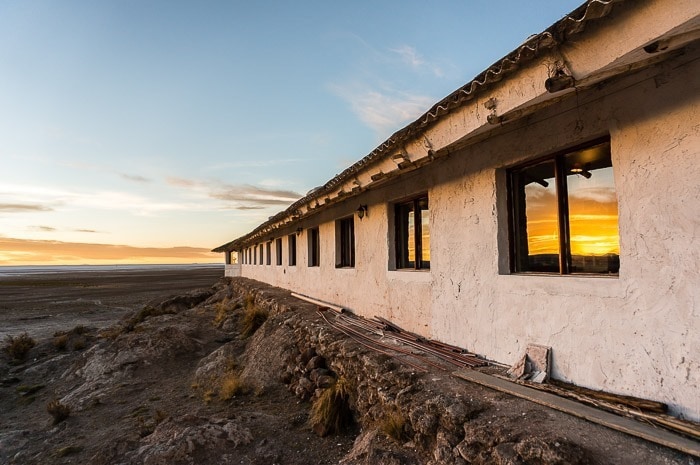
left=275, top=238, right=283, bottom=266
left=515, top=160, right=559, bottom=272
left=565, top=146, right=620, bottom=273
left=288, top=234, right=297, bottom=266
left=336, top=217, right=355, bottom=268
left=395, top=195, right=429, bottom=270
left=308, top=227, right=320, bottom=267
left=419, top=197, right=430, bottom=266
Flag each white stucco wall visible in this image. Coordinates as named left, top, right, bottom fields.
left=235, top=45, right=699, bottom=420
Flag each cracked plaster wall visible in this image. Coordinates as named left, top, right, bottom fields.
left=238, top=46, right=699, bottom=420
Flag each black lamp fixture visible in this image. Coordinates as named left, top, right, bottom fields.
left=356, top=205, right=368, bottom=220
left=296, top=227, right=303, bottom=236
left=570, top=163, right=592, bottom=179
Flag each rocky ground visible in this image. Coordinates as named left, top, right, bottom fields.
left=0, top=275, right=696, bottom=464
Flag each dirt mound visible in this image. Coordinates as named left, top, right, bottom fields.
left=0, top=277, right=694, bottom=465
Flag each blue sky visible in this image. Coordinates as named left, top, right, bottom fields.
left=0, top=0, right=583, bottom=264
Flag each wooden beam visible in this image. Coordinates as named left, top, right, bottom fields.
left=453, top=369, right=700, bottom=457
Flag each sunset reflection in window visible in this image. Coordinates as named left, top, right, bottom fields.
left=510, top=140, right=619, bottom=274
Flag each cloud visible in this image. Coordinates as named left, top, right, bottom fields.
left=0, top=203, right=53, bottom=212
left=389, top=45, right=445, bottom=77
left=391, top=45, right=424, bottom=68
left=31, top=225, right=57, bottom=232
left=120, top=173, right=151, bottom=183
left=390, top=45, right=444, bottom=77
left=330, top=83, right=434, bottom=135
left=168, top=177, right=302, bottom=209
left=0, top=237, right=219, bottom=265
left=210, top=184, right=302, bottom=205
left=74, top=229, right=100, bottom=233
left=166, top=177, right=198, bottom=188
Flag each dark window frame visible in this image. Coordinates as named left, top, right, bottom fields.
left=275, top=238, right=283, bottom=266
left=288, top=234, right=297, bottom=266
left=308, top=227, right=320, bottom=267
left=507, top=137, right=619, bottom=275
left=259, top=243, right=263, bottom=265
left=394, top=195, right=430, bottom=270
left=266, top=241, right=272, bottom=265
left=336, top=216, right=355, bottom=268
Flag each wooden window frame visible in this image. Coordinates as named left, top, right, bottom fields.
left=288, top=234, right=297, bottom=266
left=394, top=195, right=430, bottom=270
left=275, top=238, right=283, bottom=266
left=507, top=137, right=619, bottom=275
left=335, top=216, right=355, bottom=268
left=308, top=227, right=320, bottom=267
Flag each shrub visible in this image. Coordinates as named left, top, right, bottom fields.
left=213, top=298, right=240, bottom=326
left=72, top=337, right=87, bottom=351
left=219, top=373, right=246, bottom=400
left=70, top=325, right=87, bottom=335
left=310, top=376, right=354, bottom=436
left=3, top=333, right=36, bottom=361
left=202, top=389, right=215, bottom=404
left=241, top=305, right=268, bottom=338
left=380, top=408, right=407, bottom=442
left=47, top=399, right=71, bottom=425
left=53, top=334, right=69, bottom=351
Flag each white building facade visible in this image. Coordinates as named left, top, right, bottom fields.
left=216, top=0, right=700, bottom=421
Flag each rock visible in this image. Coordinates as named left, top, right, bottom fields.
left=306, top=355, right=326, bottom=371
left=134, top=415, right=252, bottom=465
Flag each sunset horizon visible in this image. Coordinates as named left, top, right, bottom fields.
left=0, top=236, right=221, bottom=266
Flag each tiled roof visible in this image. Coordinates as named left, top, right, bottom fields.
left=213, top=0, right=618, bottom=253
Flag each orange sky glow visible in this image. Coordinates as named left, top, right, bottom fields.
left=0, top=237, right=220, bottom=266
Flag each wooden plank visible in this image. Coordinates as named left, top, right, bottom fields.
left=453, top=369, right=700, bottom=457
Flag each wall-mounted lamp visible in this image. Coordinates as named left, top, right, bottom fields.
left=570, top=163, right=592, bottom=179
left=356, top=205, right=368, bottom=220
left=296, top=227, right=303, bottom=236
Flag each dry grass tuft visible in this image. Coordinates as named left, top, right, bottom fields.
left=47, top=399, right=71, bottom=425
left=3, top=333, right=36, bottom=361
left=53, top=334, right=69, bottom=351
left=72, top=337, right=87, bottom=351
left=310, top=376, right=354, bottom=437
left=219, top=373, right=247, bottom=400
left=241, top=305, right=268, bottom=338
left=213, top=297, right=242, bottom=326
left=202, top=389, right=215, bottom=404
left=53, top=325, right=90, bottom=351
left=380, top=408, right=407, bottom=442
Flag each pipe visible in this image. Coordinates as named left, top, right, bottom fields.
left=291, top=292, right=344, bottom=313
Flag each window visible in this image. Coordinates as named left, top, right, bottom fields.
left=248, top=248, right=252, bottom=265
left=288, top=234, right=297, bottom=266
left=395, top=195, right=430, bottom=270
left=308, top=227, right=320, bottom=267
left=259, top=244, right=263, bottom=265
left=275, top=238, right=283, bottom=266
left=336, top=217, right=355, bottom=268
left=508, top=139, right=619, bottom=274
left=266, top=241, right=272, bottom=265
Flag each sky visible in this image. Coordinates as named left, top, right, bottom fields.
left=0, top=0, right=584, bottom=265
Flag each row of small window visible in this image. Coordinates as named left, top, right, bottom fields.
left=240, top=138, right=619, bottom=275
left=240, top=195, right=430, bottom=270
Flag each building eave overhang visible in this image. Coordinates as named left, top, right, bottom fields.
left=214, top=0, right=700, bottom=253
